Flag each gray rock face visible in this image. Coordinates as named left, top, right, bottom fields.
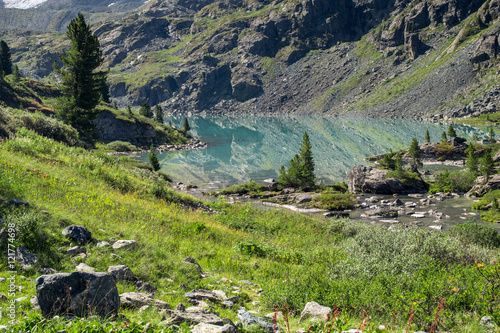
left=185, top=289, right=225, bottom=303
left=108, top=265, right=136, bottom=282
left=36, top=272, right=119, bottom=318
left=163, top=309, right=225, bottom=326
left=468, top=175, right=500, bottom=197
left=237, top=309, right=278, bottom=333
left=347, top=165, right=427, bottom=195
left=15, top=246, right=37, bottom=270
left=62, top=225, right=92, bottom=244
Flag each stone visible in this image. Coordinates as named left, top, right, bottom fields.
left=192, top=323, right=241, bottom=333
left=175, top=303, right=186, bottom=311
left=163, top=309, right=225, bottom=326
left=221, top=300, right=234, bottom=308
left=66, top=246, right=85, bottom=257
left=62, top=225, right=92, bottom=244
left=6, top=199, right=29, bottom=207
left=119, top=292, right=170, bottom=309
left=30, top=296, right=40, bottom=309
left=181, top=256, right=205, bottom=276
left=480, top=316, right=495, bottom=328
left=15, top=246, right=37, bottom=270
left=112, top=240, right=137, bottom=250
left=0, top=293, right=6, bottom=301
left=237, top=308, right=278, bottom=333
left=184, top=289, right=224, bottom=303
left=108, top=265, right=136, bottom=282
left=36, top=272, right=119, bottom=318
left=40, top=267, right=56, bottom=274
left=75, top=263, right=96, bottom=273
left=136, top=281, right=158, bottom=294
left=96, top=241, right=111, bottom=248
left=299, top=301, right=331, bottom=323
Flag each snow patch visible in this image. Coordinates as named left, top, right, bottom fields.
left=108, top=2, right=116, bottom=6
left=2, top=0, right=49, bottom=9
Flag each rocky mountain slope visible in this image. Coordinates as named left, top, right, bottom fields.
left=2, top=0, right=500, bottom=119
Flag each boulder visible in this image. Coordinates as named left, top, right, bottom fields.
left=192, top=323, right=241, bottom=333
left=15, top=246, right=37, bottom=270
left=75, top=263, right=96, bottom=273
left=184, top=289, right=225, bottom=303
left=36, top=272, right=119, bottom=318
left=112, top=240, right=137, bottom=250
left=108, top=265, right=136, bottom=282
left=237, top=309, right=278, bottom=333
left=467, top=175, right=500, bottom=197
left=136, top=280, right=158, bottom=294
left=66, top=246, right=85, bottom=257
left=119, top=292, right=170, bottom=309
left=30, top=296, right=40, bottom=309
left=299, top=302, right=331, bottom=323
left=96, top=241, right=111, bottom=248
left=163, top=309, right=225, bottom=326
left=62, top=225, right=92, bottom=244
left=347, top=165, right=426, bottom=194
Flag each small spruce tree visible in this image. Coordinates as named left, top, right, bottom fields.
left=480, top=149, right=495, bottom=181
left=278, top=131, right=316, bottom=188
left=408, top=138, right=422, bottom=171
left=447, top=124, right=457, bottom=138
left=139, top=102, right=153, bottom=118
left=424, top=129, right=430, bottom=143
left=473, top=134, right=479, bottom=142
left=13, top=64, right=20, bottom=83
left=489, top=127, right=495, bottom=142
left=394, top=153, right=404, bottom=178
left=154, top=105, right=164, bottom=124
left=466, top=143, right=478, bottom=176
left=149, top=144, right=160, bottom=171
left=127, top=105, right=132, bottom=115
left=441, top=131, right=448, bottom=143
left=0, top=40, right=13, bottom=75
left=183, top=117, right=191, bottom=133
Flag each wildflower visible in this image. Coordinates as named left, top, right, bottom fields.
left=477, top=262, right=485, bottom=268
left=451, top=287, right=459, bottom=292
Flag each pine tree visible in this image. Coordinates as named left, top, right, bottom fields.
left=154, top=105, right=164, bottom=123
left=466, top=143, right=478, bottom=176
left=149, top=144, right=160, bottom=171
left=55, top=13, right=106, bottom=135
left=13, top=64, right=20, bottom=83
left=0, top=40, right=13, bottom=75
left=408, top=138, right=422, bottom=171
left=139, top=102, right=153, bottom=118
left=473, top=134, right=479, bottom=141
left=127, top=105, right=132, bottom=115
left=441, top=131, right=448, bottom=143
left=447, top=124, right=457, bottom=138
left=183, top=117, right=191, bottom=133
left=489, top=127, right=495, bottom=142
left=424, top=129, right=430, bottom=143
left=299, top=131, right=315, bottom=186
left=480, top=149, right=495, bottom=181
left=394, top=153, right=404, bottom=178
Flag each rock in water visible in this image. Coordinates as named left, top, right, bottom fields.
left=62, top=225, right=92, bottom=244
left=36, top=272, right=119, bottom=318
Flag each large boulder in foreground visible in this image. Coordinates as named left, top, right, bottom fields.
left=36, top=272, right=119, bottom=318
left=347, top=165, right=427, bottom=194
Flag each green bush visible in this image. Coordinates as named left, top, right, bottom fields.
left=105, top=140, right=138, bottom=152
left=17, top=112, right=79, bottom=146
left=451, top=220, right=500, bottom=248
left=309, top=192, right=356, bottom=210
left=220, top=180, right=265, bottom=195
left=429, top=170, right=476, bottom=193
left=386, top=169, right=421, bottom=184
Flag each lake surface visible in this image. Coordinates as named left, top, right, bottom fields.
left=134, top=115, right=487, bottom=190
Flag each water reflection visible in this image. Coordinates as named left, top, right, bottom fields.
left=134, top=115, right=487, bottom=189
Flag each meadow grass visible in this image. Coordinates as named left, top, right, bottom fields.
left=0, top=131, right=499, bottom=332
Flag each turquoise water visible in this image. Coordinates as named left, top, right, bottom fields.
left=134, top=116, right=486, bottom=190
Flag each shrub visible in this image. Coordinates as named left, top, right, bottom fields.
left=105, top=141, right=138, bottom=152
left=434, top=143, right=454, bottom=160
left=309, top=192, right=356, bottom=210
left=220, top=180, right=265, bottom=195
left=429, top=170, right=476, bottom=193
left=386, top=169, right=421, bottom=184
left=17, top=112, right=79, bottom=145
left=451, top=220, right=500, bottom=248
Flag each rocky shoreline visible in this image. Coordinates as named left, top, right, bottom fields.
left=106, top=139, right=208, bottom=156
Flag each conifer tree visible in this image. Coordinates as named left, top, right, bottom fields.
left=139, top=102, right=153, bottom=118
left=466, top=143, right=478, bottom=176
left=183, top=117, right=191, bottom=133
left=394, top=153, right=404, bottom=178
left=441, top=131, right=448, bottom=143
left=424, top=129, right=430, bottom=143
left=149, top=144, right=160, bottom=171
left=127, top=105, right=132, bottom=115
left=154, top=105, right=164, bottom=123
left=13, top=64, right=20, bottom=83
left=473, top=134, right=479, bottom=142
left=447, top=124, right=457, bottom=138
left=480, top=149, right=495, bottom=181
left=299, top=131, right=315, bottom=186
left=0, top=40, right=13, bottom=75
left=489, top=127, right=495, bottom=142
left=408, top=138, right=422, bottom=171
left=55, top=13, right=106, bottom=136
left=278, top=131, right=316, bottom=188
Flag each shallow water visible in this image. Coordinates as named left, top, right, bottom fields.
left=134, top=115, right=486, bottom=190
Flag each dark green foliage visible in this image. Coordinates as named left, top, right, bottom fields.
left=112, top=101, right=117, bottom=109
left=386, top=169, right=421, bottom=184
left=149, top=144, right=160, bottom=171
left=408, top=137, right=422, bottom=170
left=441, top=131, right=448, bottom=143
left=481, top=149, right=495, bottom=180
left=309, top=192, right=356, bottom=210
left=139, top=102, right=152, bottom=118
left=429, top=170, right=476, bottom=193
left=489, top=126, right=495, bottom=141
left=394, top=153, right=403, bottom=178
left=56, top=13, right=106, bottom=137
left=379, top=151, right=395, bottom=170
left=447, top=124, right=457, bottom=138
left=451, top=220, right=500, bottom=248
left=99, top=74, right=111, bottom=104
left=220, top=180, right=265, bottom=195
left=105, top=141, right=138, bottom=152
left=183, top=117, right=191, bottom=133
left=278, top=132, right=316, bottom=189
left=13, top=64, right=20, bottom=83
left=424, top=129, right=430, bottom=143
left=0, top=40, right=13, bottom=75
left=473, top=134, right=479, bottom=141
left=466, top=143, right=479, bottom=175
left=154, top=105, right=164, bottom=123
left=127, top=105, right=132, bottom=115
